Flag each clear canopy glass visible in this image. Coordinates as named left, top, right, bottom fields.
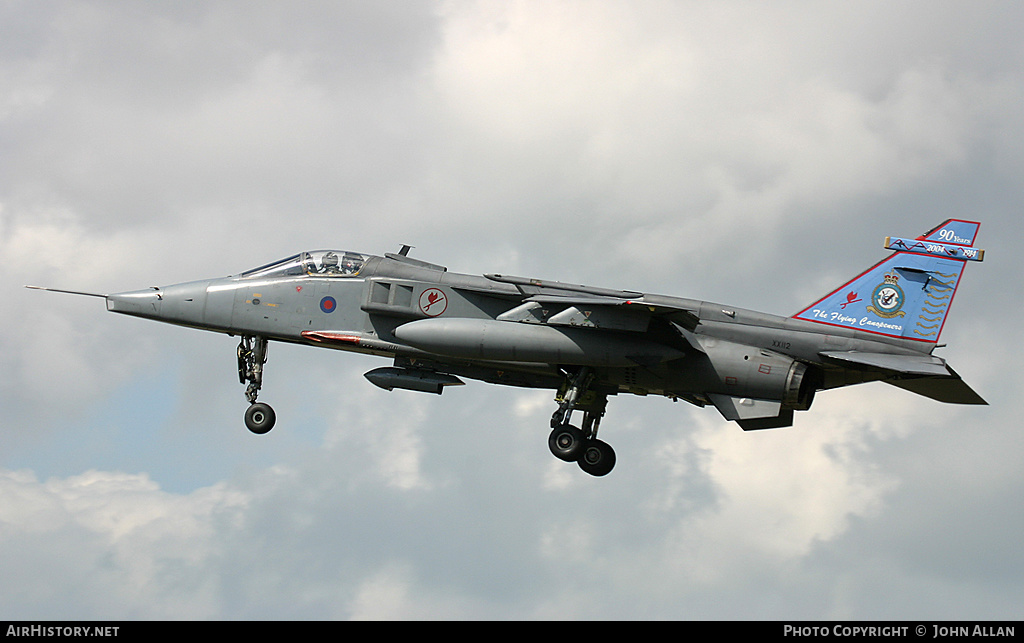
left=240, top=251, right=370, bottom=279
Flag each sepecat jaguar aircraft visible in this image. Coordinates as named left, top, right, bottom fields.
left=28, top=219, right=986, bottom=476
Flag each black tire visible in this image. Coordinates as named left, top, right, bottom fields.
left=577, top=439, right=616, bottom=477
left=244, top=402, right=276, bottom=435
left=548, top=424, right=585, bottom=462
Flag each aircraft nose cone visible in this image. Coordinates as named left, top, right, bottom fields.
left=106, top=289, right=163, bottom=318
left=158, top=281, right=210, bottom=324
left=106, top=281, right=215, bottom=327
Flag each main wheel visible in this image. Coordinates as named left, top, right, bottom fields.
left=577, top=439, right=616, bottom=477
left=244, top=402, right=276, bottom=435
left=548, top=424, right=585, bottom=462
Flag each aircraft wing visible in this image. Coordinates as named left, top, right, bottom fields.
left=484, top=273, right=702, bottom=332
left=819, top=350, right=987, bottom=404
left=518, top=294, right=701, bottom=331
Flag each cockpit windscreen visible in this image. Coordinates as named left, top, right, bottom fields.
left=240, top=251, right=369, bottom=279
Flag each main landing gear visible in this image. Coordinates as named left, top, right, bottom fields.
left=238, top=335, right=275, bottom=434
left=548, top=367, right=616, bottom=477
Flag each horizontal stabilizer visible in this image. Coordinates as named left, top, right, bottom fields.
left=885, top=371, right=987, bottom=405
left=820, top=351, right=986, bottom=405
left=819, top=350, right=951, bottom=376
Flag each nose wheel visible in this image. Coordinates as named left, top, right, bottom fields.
left=547, top=367, right=616, bottom=476
left=244, top=402, right=276, bottom=434
left=238, top=336, right=276, bottom=434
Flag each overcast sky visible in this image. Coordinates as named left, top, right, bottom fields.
left=1, top=0, right=1021, bottom=620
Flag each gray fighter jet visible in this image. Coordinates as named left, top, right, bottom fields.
left=28, top=220, right=986, bottom=476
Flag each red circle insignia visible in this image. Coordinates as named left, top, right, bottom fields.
left=418, top=288, right=448, bottom=316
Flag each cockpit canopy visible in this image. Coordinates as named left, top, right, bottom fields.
left=240, top=250, right=371, bottom=279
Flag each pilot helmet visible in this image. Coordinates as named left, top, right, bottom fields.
left=322, top=252, right=339, bottom=270
left=341, top=253, right=362, bottom=273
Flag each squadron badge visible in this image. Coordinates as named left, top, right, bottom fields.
left=867, top=273, right=906, bottom=318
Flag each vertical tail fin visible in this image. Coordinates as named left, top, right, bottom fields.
left=792, top=219, right=984, bottom=348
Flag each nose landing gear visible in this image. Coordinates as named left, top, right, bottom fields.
left=238, top=335, right=275, bottom=434
left=547, top=367, right=616, bottom=477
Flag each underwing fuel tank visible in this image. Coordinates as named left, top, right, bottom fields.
left=393, top=318, right=684, bottom=366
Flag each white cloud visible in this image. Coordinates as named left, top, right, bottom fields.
left=661, top=394, right=903, bottom=581
left=0, top=469, right=247, bottom=618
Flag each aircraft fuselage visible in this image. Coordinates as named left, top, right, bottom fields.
left=38, top=219, right=984, bottom=476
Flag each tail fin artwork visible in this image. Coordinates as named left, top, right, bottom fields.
left=792, top=219, right=984, bottom=349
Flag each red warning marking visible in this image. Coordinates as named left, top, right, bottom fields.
left=418, top=288, right=448, bottom=316
left=759, top=364, right=772, bottom=374
left=301, top=331, right=360, bottom=345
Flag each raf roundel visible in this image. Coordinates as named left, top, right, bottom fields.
left=320, top=296, right=337, bottom=314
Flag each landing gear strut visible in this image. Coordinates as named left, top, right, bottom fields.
left=547, top=367, right=616, bottom=477
left=238, top=335, right=275, bottom=434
